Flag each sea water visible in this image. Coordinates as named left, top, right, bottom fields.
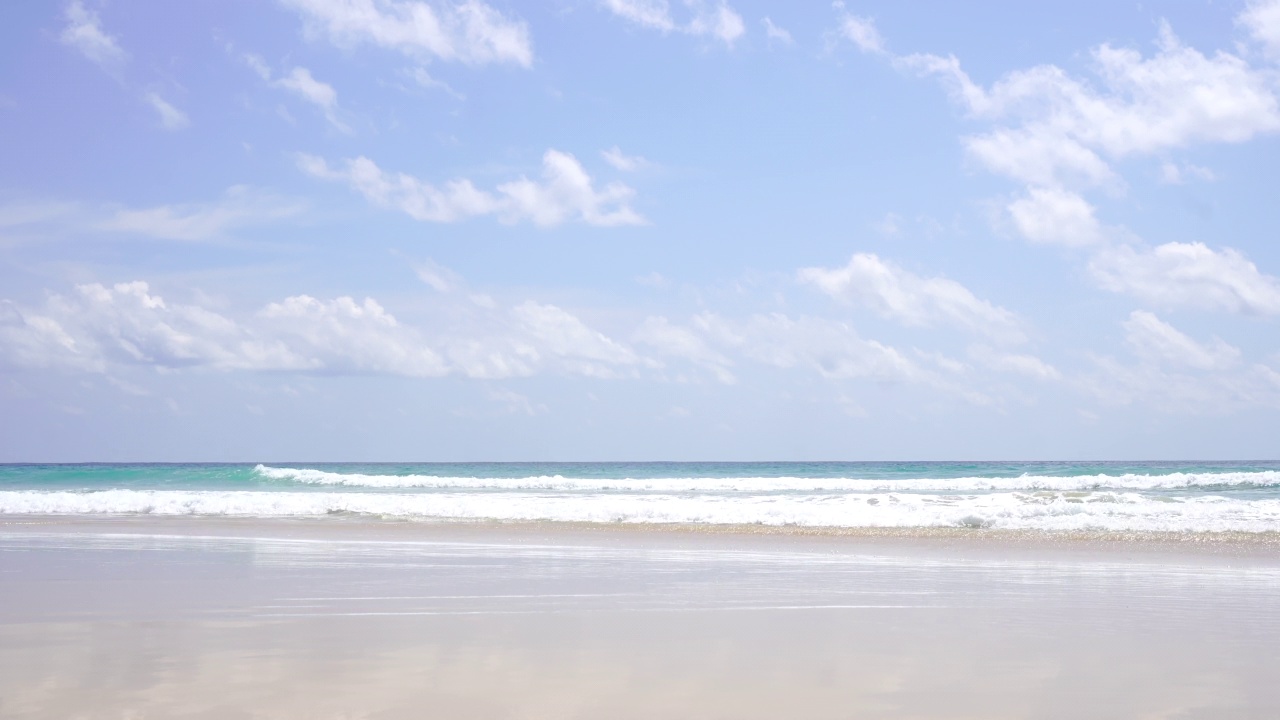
left=2, top=461, right=1279, bottom=532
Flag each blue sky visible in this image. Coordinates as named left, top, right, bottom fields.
left=2, top=0, right=1280, bottom=461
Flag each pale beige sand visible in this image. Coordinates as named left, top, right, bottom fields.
left=1, top=515, right=1278, bottom=719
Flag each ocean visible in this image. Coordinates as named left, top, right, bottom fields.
left=2, top=461, right=1279, bottom=533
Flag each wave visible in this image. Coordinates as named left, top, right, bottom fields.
left=253, top=465, right=1280, bottom=493
left=4, top=489, right=1280, bottom=533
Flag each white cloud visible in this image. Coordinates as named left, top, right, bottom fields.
left=0, top=282, right=304, bottom=373
left=604, top=0, right=674, bottom=31
left=1005, top=186, right=1104, bottom=247
left=1, top=281, right=647, bottom=381
left=0, top=300, right=102, bottom=372
left=798, top=253, right=1023, bottom=341
left=968, top=345, right=1061, bottom=381
left=144, top=93, right=189, bottom=131
left=0, top=201, right=80, bottom=230
left=602, top=0, right=745, bottom=46
left=960, top=125, right=1118, bottom=189
left=60, top=1, right=126, bottom=68
left=1122, top=310, right=1240, bottom=370
left=407, top=67, right=463, bottom=99
left=900, top=21, right=1280, bottom=187
left=601, top=146, right=649, bottom=172
left=696, top=312, right=928, bottom=384
left=414, top=259, right=462, bottom=293
left=3, top=271, right=1075, bottom=407
left=247, top=59, right=350, bottom=132
left=0, top=187, right=305, bottom=243
left=633, top=315, right=735, bottom=383
left=889, top=10, right=1280, bottom=326
left=1090, top=242, right=1280, bottom=315
left=277, top=67, right=342, bottom=127
left=604, top=0, right=675, bottom=30
left=830, top=5, right=885, bottom=55
left=761, top=17, right=792, bottom=45
left=1081, top=354, right=1280, bottom=412
left=485, top=387, right=545, bottom=416
left=97, top=187, right=303, bottom=241
left=1239, top=0, right=1280, bottom=60
left=873, top=212, right=902, bottom=237
left=259, top=295, right=448, bottom=377
left=511, top=302, right=642, bottom=378
left=1083, top=317, right=1280, bottom=411
left=1158, top=161, right=1216, bottom=185
left=686, top=2, right=744, bottom=45
left=281, top=0, right=533, bottom=66
left=300, top=149, right=644, bottom=226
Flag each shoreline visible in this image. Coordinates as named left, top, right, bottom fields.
left=5, top=513, right=1280, bottom=558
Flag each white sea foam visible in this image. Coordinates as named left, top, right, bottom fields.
left=3, top=489, right=1280, bottom=533
left=254, top=465, right=1280, bottom=493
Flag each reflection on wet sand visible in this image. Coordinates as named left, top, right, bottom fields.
left=1, top=517, right=1277, bottom=719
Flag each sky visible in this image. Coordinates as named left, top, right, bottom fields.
left=2, top=0, right=1280, bottom=462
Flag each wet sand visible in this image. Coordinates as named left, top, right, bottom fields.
left=2, top=516, right=1278, bottom=719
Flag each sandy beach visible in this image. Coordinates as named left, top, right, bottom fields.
left=2, top=515, right=1278, bottom=719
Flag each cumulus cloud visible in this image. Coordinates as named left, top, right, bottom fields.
left=259, top=295, right=448, bottom=377
left=962, top=125, right=1119, bottom=190
left=0, top=280, right=650, bottom=382
left=300, top=149, right=644, bottom=226
left=633, top=315, right=735, bottom=383
left=60, top=1, right=126, bottom=68
left=511, top=302, right=643, bottom=378
left=280, top=0, right=533, bottom=66
left=0, top=300, right=102, bottom=372
left=1082, top=312, right=1277, bottom=412
left=1005, top=186, right=1105, bottom=247
left=1082, top=355, right=1280, bottom=413
left=144, top=92, right=189, bottom=131
left=602, top=0, right=745, bottom=46
left=899, top=21, right=1280, bottom=188
left=1122, top=310, right=1240, bottom=370
left=3, top=272, right=1028, bottom=406
left=1090, top=242, right=1280, bottom=315
left=1239, top=0, right=1280, bottom=60
left=0, top=282, right=304, bottom=373
left=634, top=310, right=988, bottom=400
left=696, top=312, right=928, bottom=384
left=798, top=253, right=1023, bottom=341
left=880, top=8, right=1280, bottom=326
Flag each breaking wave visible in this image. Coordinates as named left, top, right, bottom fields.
left=3, top=488, right=1280, bottom=533
left=253, top=465, right=1280, bottom=493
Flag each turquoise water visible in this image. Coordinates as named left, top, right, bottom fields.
left=2, top=461, right=1279, bottom=531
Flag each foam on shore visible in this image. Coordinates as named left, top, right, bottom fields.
left=4, top=487, right=1280, bottom=533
